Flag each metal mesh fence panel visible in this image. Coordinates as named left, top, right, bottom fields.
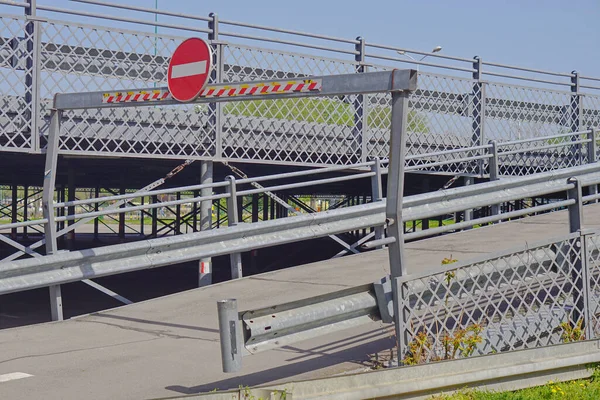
left=586, top=232, right=600, bottom=337
left=221, top=44, right=361, bottom=165
left=38, top=20, right=216, bottom=159
left=0, top=15, right=34, bottom=152
left=366, top=69, right=478, bottom=175
left=398, top=235, right=585, bottom=364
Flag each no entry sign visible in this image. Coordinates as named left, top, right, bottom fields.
left=167, top=38, right=213, bottom=102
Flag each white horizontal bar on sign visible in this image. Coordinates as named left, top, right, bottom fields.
left=171, top=60, right=207, bottom=79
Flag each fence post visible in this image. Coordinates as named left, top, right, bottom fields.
left=42, top=107, right=62, bottom=321
left=208, top=13, right=223, bottom=159
left=386, top=86, right=411, bottom=360
left=571, top=71, right=583, bottom=165
left=588, top=127, right=598, bottom=202
left=354, top=37, right=368, bottom=163
left=489, top=140, right=501, bottom=217
left=566, top=177, right=591, bottom=339
left=226, top=175, right=243, bottom=279
left=471, top=56, right=485, bottom=176
left=370, top=158, right=384, bottom=247
left=25, top=0, right=41, bottom=152
left=217, top=299, right=242, bottom=373
left=199, top=161, right=213, bottom=287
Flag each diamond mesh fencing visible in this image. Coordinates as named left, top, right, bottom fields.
left=0, top=11, right=598, bottom=171
left=0, top=15, right=35, bottom=152
left=398, top=234, right=588, bottom=364
left=221, top=44, right=361, bottom=164
left=366, top=70, right=480, bottom=174
left=586, top=233, right=600, bottom=337
left=38, top=20, right=216, bottom=159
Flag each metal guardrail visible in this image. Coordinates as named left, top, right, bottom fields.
left=175, top=340, right=600, bottom=399
left=217, top=168, right=600, bottom=372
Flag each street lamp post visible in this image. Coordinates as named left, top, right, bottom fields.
left=397, top=46, right=442, bottom=70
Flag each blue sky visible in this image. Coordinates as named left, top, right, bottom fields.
left=1, top=0, right=598, bottom=77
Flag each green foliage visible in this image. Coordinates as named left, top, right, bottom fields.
left=559, top=319, right=585, bottom=343
left=223, top=98, right=429, bottom=133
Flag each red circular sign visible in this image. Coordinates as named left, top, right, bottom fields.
left=167, top=38, right=213, bottom=102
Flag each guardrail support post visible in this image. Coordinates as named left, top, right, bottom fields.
left=370, top=158, right=384, bottom=247
left=226, top=175, right=243, bottom=279
left=463, top=177, right=474, bottom=227
left=217, top=299, right=242, bottom=373
left=386, top=88, right=411, bottom=360
left=567, top=177, right=591, bottom=338
left=42, top=108, right=62, bottom=321
left=199, top=161, right=213, bottom=287
left=587, top=128, right=598, bottom=202
left=489, top=140, right=501, bottom=217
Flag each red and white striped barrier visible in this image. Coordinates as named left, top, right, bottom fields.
left=101, top=79, right=322, bottom=104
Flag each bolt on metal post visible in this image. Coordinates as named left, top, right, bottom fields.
left=226, top=176, right=243, bottom=279
left=217, top=299, right=242, bottom=373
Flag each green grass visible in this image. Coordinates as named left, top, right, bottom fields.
left=430, top=368, right=600, bottom=399
left=223, top=98, right=429, bottom=133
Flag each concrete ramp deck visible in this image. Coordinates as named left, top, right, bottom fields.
left=1, top=204, right=600, bottom=400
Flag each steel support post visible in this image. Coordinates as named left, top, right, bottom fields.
left=370, top=158, right=384, bottom=247
left=571, top=71, right=582, bottom=165
left=471, top=56, right=485, bottom=175
left=463, top=176, right=474, bottom=227
left=94, top=186, right=99, bottom=240
left=354, top=37, right=368, bottom=162
left=226, top=176, right=242, bottom=279
left=23, top=186, right=28, bottom=239
left=151, top=195, right=158, bottom=238
left=139, top=194, right=144, bottom=235
left=489, top=140, right=501, bottom=217
left=175, top=192, right=181, bottom=235
left=567, top=177, right=590, bottom=336
left=217, top=299, right=242, bottom=373
left=208, top=13, right=223, bottom=159
left=67, top=163, right=75, bottom=249
left=11, top=184, right=17, bottom=239
left=42, top=109, right=62, bottom=321
left=199, top=160, right=213, bottom=287
left=25, top=0, right=41, bottom=151
left=386, top=90, right=410, bottom=360
left=251, top=194, right=259, bottom=223
left=118, top=181, right=125, bottom=239
left=262, top=194, right=268, bottom=221
left=421, top=178, right=430, bottom=230
left=587, top=128, right=598, bottom=202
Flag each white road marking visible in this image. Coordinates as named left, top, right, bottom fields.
left=0, top=372, right=33, bottom=383
left=171, top=60, right=207, bottom=79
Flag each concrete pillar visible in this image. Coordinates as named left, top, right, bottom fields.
left=199, top=161, right=213, bottom=287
